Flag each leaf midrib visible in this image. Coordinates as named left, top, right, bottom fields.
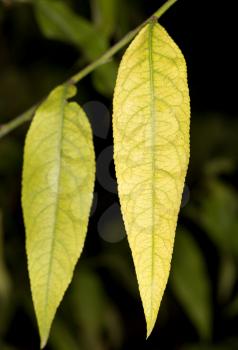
left=43, top=86, right=67, bottom=327
left=148, top=21, right=156, bottom=323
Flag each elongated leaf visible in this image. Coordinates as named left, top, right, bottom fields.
left=170, top=229, right=212, bottom=340
left=35, top=0, right=107, bottom=60
left=113, top=22, right=190, bottom=336
left=22, top=84, right=95, bottom=348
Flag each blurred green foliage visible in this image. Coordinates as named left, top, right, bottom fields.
left=0, top=0, right=238, bottom=349
left=35, top=0, right=117, bottom=96
left=170, top=229, right=212, bottom=340
left=189, top=180, right=238, bottom=257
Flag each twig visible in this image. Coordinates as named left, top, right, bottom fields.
left=0, top=0, right=177, bottom=139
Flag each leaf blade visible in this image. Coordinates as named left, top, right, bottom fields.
left=35, top=0, right=107, bottom=60
left=22, top=85, right=95, bottom=347
left=35, top=0, right=118, bottom=96
left=113, top=22, right=190, bottom=336
left=90, top=0, right=118, bottom=38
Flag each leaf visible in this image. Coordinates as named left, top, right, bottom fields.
left=69, top=268, right=123, bottom=349
left=188, top=180, right=238, bottom=257
left=200, top=181, right=238, bottom=256
left=113, top=22, right=190, bottom=336
left=35, top=0, right=117, bottom=96
left=90, top=0, right=118, bottom=38
left=22, top=84, right=95, bottom=348
left=35, top=0, right=107, bottom=60
left=170, top=229, right=212, bottom=340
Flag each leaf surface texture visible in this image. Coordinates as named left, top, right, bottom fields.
left=22, top=85, right=95, bottom=347
left=113, top=22, right=190, bottom=335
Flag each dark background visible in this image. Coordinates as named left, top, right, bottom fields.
left=0, top=0, right=238, bottom=349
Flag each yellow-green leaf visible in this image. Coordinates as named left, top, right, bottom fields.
left=113, top=22, right=190, bottom=336
left=22, top=84, right=95, bottom=348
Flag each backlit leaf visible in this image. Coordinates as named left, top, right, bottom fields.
left=22, top=84, right=95, bottom=348
left=113, top=21, right=190, bottom=336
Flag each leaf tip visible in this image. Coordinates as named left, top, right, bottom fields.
left=146, top=328, right=152, bottom=339
left=145, top=314, right=156, bottom=339
left=40, top=336, right=48, bottom=349
left=37, top=313, right=51, bottom=350
left=39, top=324, right=50, bottom=349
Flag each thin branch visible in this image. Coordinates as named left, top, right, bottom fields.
left=155, top=0, right=177, bottom=18
left=0, top=0, right=178, bottom=139
left=0, top=105, right=38, bottom=139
